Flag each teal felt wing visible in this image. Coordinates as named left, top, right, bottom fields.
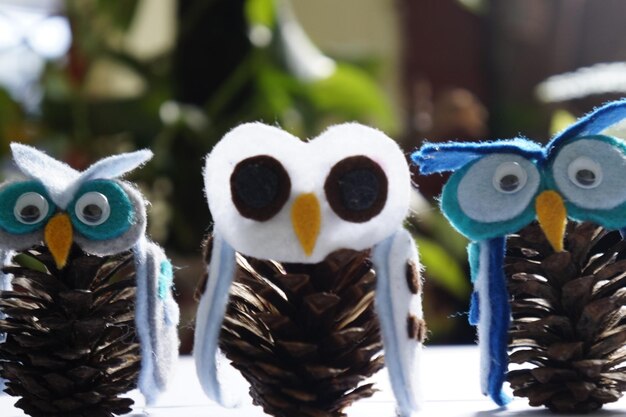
left=133, top=237, right=180, bottom=404
left=372, top=228, right=424, bottom=417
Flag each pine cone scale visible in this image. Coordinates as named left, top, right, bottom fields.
left=507, top=221, right=626, bottom=412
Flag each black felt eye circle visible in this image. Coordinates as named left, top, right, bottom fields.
left=230, top=155, right=291, bottom=221
left=325, top=156, right=388, bottom=223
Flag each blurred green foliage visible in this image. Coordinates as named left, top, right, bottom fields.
left=0, top=0, right=473, bottom=346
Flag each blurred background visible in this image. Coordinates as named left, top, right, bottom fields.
left=1, top=0, right=626, bottom=352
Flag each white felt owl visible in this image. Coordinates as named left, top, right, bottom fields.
left=194, top=123, right=425, bottom=416
left=0, top=144, right=179, bottom=404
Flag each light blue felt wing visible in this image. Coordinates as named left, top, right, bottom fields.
left=193, top=231, right=244, bottom=407
left=0, top=250, right=13, bottom=393
left=0, top=250, right=12, bottom=344
left=471, top=238, right=511, bottom=407
left=371, top=228, right=424, bottom=417
left=133, top=237, right=180, bottom=405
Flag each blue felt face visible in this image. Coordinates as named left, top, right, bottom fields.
left=69, top=179, right=135, bottom=240
left=441, top=153, right=543, bottom=241
left=0, top=180, right=56, bottom=234
left=546, top=135, right=626, bottom=229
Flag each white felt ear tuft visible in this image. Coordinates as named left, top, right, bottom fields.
left=80, top=150, right=154, bottom=182
left=10, top=143, right=80, bottom=204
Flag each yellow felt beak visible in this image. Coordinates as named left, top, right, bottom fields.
left=44, top=213, right=73, bottom=269
left=535, top=190, right=566, bottom=252
left=291, top=193, right=321, bottom=257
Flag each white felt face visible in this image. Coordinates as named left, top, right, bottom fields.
left=457, top=153, right=541, bottom=223
left=551, top=138, right=626, bottom=210
left=204, top=122, right=410, bottom=263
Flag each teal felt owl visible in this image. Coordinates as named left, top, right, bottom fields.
left=0, top=144, right=179, bottom=409
left=412, top=99, right=626, bottom=406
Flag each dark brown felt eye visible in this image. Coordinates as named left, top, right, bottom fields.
left=324, top=156, right=388, bottom=223
left=230, top=155, right=291, bottom=221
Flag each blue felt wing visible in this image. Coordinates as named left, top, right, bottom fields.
left=193, top=232, right=243, bottom=407
left=133, top=237, right=180, bottom=405
left=547, top=99, right=626, bottom=152
left=372, top=228, right=424, bottom=417
left=411, top=139, right=544, bottom=175
left=472, top=239, right=511, bottom=407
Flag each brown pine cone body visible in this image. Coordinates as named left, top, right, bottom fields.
left=0, top=245, right=140, bottom=417
left=197, top=236, right=384, bottom=417
left=506, top=221, right=626, bottom=413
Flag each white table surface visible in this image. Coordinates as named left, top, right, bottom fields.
left=2, top=346, right=625, bottom=417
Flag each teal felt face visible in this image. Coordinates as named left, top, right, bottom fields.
left=69, top=179, right=135, bottom=240
left=0, top=181, right=56, bottom=234
left=546, top=135, right=626, bottom=229
left=441, top=154, right=542, bottom=241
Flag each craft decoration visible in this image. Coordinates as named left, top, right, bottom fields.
left=195, top=123, right=425, bottom=417
left=412, top=99, right=626, bottom=410
left=0, top=144, right=179, bottom=416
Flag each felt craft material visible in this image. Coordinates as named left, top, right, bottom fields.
left=195, top=122, right=424, bottom=417
left=0, top=144, right=180, bottom=405
left=535, top=190, right=566, bottom=252
left=43, top=213, right=73, bottom=268
left=411, top=98, right=626, bottom=408
left=68, top=179, right=135, bottom=240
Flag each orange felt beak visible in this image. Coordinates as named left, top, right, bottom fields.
left=291, top=193, right=321, bottom=257
left=535, top=190, right=567, bottom=252
left=44, top=213, right=73, bottom=269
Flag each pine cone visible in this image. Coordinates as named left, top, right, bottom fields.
left=506, top=221, right=626, bottom=413
left=0, top=245, right=140, bottom=417
left=196, top=236, right=384, bottom=417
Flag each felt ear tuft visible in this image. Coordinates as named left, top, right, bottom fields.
left=10, top=143, right=80, bottom=202
left=80, top=150, right=154, bottom=182
left=548, top=99, right=626, bottom=151
left=412, top=139, right=544, bottom=175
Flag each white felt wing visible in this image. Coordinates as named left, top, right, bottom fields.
left=193, top=232, right=245, bottom=407
left=133, top=237, right=180, bottom=405
left=372, top=228, right=424, bottom=417
left=0, top=250, right=13, bottom=344
left=0, top=250, right=14, bottom=393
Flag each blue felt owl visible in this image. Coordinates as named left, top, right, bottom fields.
left=0, top=144, right=179, bottom=406
left=412, top=99, right=626, bottom=406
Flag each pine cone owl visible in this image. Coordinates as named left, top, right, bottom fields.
left=0, top=144, right=180, bottom=415
left=412, top=99, right=626, bottom=409
left=194, top=123, right=425, bottom=417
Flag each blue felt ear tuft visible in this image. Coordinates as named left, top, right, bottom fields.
left=412, top=139, right=545, bottom=175
left=547, top=98, right=626, bottom=152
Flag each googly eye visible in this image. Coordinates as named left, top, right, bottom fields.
left=568, top=156, right=602, bottom=189
left=75, top=192, right=110, bottom=225
left=14, top=192, right=49, bottom=224
left=492, top=162, right=528, bottom=194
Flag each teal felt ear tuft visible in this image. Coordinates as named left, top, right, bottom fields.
left=0, top=181, right=56, bottom=234
left=69, top=180, right=134, bottom=240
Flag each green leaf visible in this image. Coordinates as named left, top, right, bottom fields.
left=97, top=0, right=140, bottom=31
left=307, top=64, right=397, bottom=132
left=415, top=236, right=471, bottom=300
left=245, top=0, right=276, bottom=27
